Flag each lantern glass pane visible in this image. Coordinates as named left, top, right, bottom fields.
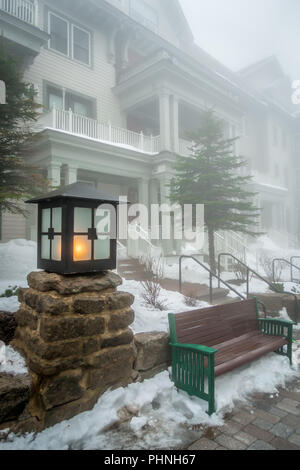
left=52, top=207, right=62, bottom=232
left=41, top=236, right=50, bottom=260
left=94, top=237, right=110, bottom=260
left=74, top=207, right=92, bottom=233
left=42, top=208, right=51, bottom=233
left=95, top=209, right=111, bottom=234
left=73, top=235, right=91, bottom=261
left=52, top=236, right=62, bottom=261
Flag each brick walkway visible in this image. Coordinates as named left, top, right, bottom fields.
left=186, top=377, right=300, bottom=450
left=184, top=330, right=300, bottom=451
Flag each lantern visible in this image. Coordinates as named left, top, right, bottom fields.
left=27, top=183, right=119, bottom=274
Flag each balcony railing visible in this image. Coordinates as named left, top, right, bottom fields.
left=38, top=107, right=161, bottom=155
left=0, top=0, right=37, bottom=26
left=179, top=138, right=194, bottom=156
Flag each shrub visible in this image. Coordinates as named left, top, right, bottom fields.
left=0, top=286, right=19, bottom=298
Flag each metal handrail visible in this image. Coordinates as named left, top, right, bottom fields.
left=217, top=253, right=299, bottom=324
left=290, top=257, right=300, bottom=283
left=273, top=258, right=300, bottom=285
left=179, top=255, right=267, bottom=317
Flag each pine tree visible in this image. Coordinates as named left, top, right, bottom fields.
left=169, top=109, right=260, bottom=273
left=0, top=44, right=48, bottom=215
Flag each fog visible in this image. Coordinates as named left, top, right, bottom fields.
left=180, top=0, right=300, bottom=80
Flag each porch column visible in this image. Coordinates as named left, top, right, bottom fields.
left=138, top=178, right=150, bottom=210
left=159, top=91, right=171, bottom=151
left=171, top=95, right=179, bottom=154
left=137, top=177, right=150, bottom=241
left=65, top=166, right=78, bottom=185
left=47, top=162, right=61, bottom=188
left=159, top=174, right=173, bottom=255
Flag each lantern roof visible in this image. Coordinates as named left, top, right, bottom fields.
left=26, top=182, right=121, bottom=204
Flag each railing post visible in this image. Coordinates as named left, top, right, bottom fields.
left=179, top=257, right=182, bottom=294
left=34, top=0, right=38, bottom=26
left=246, top=269, right=249, bottom=299
left=108, top=121, right=112, bottom=142
left=68, top=108, right=73, bottom=133
left=150, top=134, right=153, bottom=153
left=140, top=131, right=144, bottom=151
left=52, top=103, right=57, bottom=129
left=209, top=272, right=213, bottom=304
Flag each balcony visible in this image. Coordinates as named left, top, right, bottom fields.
left=0, top=0, right=37, bottom=26
left=0, top=0, right=48, bottom=60
left=37, top=107, right=161, bottom=155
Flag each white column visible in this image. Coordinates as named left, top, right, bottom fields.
left=138, top=177, right=150, bottom=229
left=47, top=162, right=61, bottom=188
left=65, top=166, right=78, bottom=185
left=159, top=91, right=171, bottom=151
left=138, top=178, right=149, bottom=207
left=171, top=95, right=179, bottom=153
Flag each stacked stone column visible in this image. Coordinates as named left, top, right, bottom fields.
left=12, top=271, right=135, bottom=429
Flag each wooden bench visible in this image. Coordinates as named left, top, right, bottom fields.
left=168, top=298, right=294, bottom=415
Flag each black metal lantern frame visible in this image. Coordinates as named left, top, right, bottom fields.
left=27, top=183, right=119, bottom=275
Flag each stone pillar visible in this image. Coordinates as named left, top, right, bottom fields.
left=13, top=271, right=135, bottom=429
left=159, top=91, right=171, bottom=151
left=47, top=162, right=61, bottom=188
left=65, top=166, right=78, bottom=185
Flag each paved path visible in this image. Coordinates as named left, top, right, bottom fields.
left=186, top=377, right=300, bottom=450
left=185, top=330, right=300, bottom=451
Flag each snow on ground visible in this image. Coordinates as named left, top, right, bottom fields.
left=0, top=239, right=300, bottom=449
left=0, top=239, right=38, bottom=312
left=0, top=351, right=299, bottom=450
left=0, top=346, right=28, bottom=376
left=118, top=279, right=209, bottom=333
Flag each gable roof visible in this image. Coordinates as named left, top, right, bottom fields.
left=239, top=56, right=285, bottom=80
left=166, top=0, right=194, bottom=42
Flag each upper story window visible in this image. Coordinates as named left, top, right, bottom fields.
left=130, top=0, right=158, bottom=33
left=46, top=84, right=95, bottom=119
left=48, top=11, right=91, bottom=66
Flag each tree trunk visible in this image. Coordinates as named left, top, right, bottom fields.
left=208, top=228, right=216, bottom=274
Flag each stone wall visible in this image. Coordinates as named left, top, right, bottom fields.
left=133, top=332, right=171, bottom=381
left=12, top=271, right=136, bottom=429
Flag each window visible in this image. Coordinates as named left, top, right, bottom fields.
left=48, top=86, right=63, bottom=110
left=46, top=84, right=94, bottom=118
left=72, top=25, right=90, bottom=65
left=49, top=13, right=69, bottom=56
left=130, top=0, right=158, bottom=32
left=48, top=11, right=91, bottom=66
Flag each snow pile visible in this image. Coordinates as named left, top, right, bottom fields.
left=0, top=351, right=298, bottom=450
left=0, top=239, right=38, bottom=312
left=118, top=279, right=209, bottom=333
left=0, top=346, right=28, bottom=376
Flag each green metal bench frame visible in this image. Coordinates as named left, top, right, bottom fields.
left=168, top=299, right=294, bottom=416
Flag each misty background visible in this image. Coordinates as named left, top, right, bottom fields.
left=180, top=0, right=300, bottom=80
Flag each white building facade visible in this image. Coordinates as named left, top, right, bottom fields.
left=0, top=0, right=299, bottom=255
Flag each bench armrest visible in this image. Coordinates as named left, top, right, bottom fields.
left=258, top=318, right=294, bottom=339
left=170, top=342, right=218, bottom=355
left=259, top=318, right=296, bottom=326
